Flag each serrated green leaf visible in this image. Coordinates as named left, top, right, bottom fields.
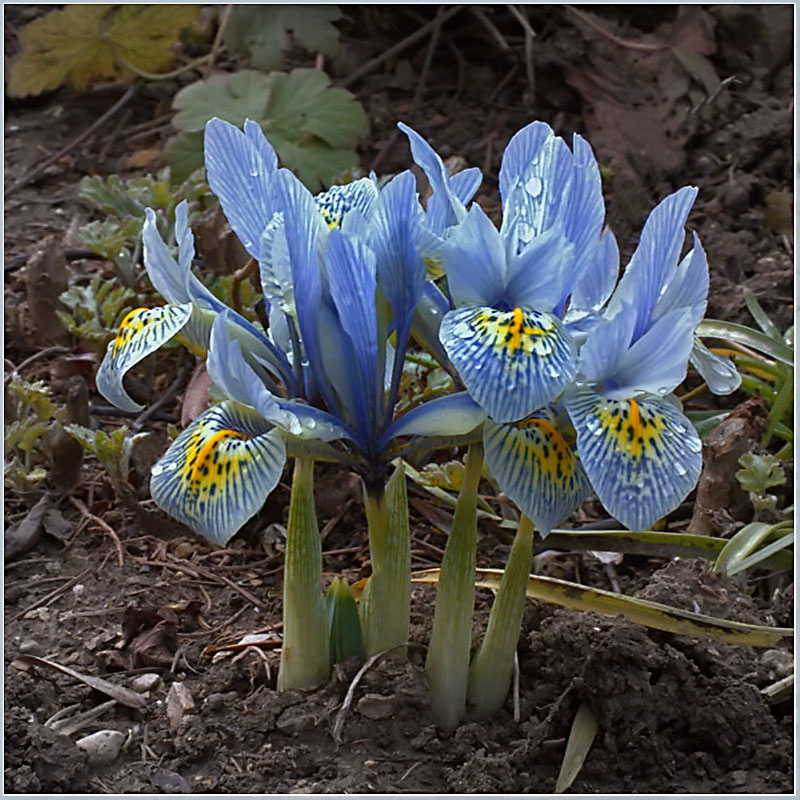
left=8, top=4, right=199, bottom=98
left=225, top=5, right=341, bottom=72
left=266, top=130, right=360, bottom=192
left=266, top=69, right=368, bottom=149
left=172, top=71, right=274, bottom=133
left=736, top=452, right=786, bottom=494
left=164, top=132, right=206, bottom=184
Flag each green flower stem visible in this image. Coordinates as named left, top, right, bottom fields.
left=277, top=457, right=330, bottom=690
left=467, top=514, right=535, bottom=719
left=360, top=462, right=410, bottom=657
left=425, top=441, right=484, bottom=731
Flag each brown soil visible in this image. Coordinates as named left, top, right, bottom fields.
left=4, top=5, right=794, bottom=794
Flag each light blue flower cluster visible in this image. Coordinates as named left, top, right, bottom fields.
left=97, top=116, right=739, bottom=549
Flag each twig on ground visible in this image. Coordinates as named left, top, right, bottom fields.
left=132, top=357, right=191, bottom=431
left=69, top=496, right=125, bottom=567
left=204, top=4, right=234, bottom=79
left=513, top=650, right=521, bottom=722
left=564, top=5, right=667, bottom=52
left=6, top=346, right=70, bottom=381
left=471, top=7, right=512, bottom=51
left=340, top=5, right=465, bottom=89
left=332, top=642, right=418, bottom=743
left=320, top=498, right=355, bottom=543
left=5, top=85, right=138, bottom=198
left=508, top=5, right=536, bottom=99
left=10, top=566, right=94, bottom=623
left=231, top=258, right=258, bottom=316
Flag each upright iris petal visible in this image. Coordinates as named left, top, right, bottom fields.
left=570, top=187, right=708, bottom=530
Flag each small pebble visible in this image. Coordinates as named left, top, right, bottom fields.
left=75, top=730, right=125, bottom=766
left=205, top=693, right=225, bottom=712
left=356, top=693, right=395, bottom=720
left=19, top=639, right=44, bottom=657
left=130, top=673, right=161, bottom=693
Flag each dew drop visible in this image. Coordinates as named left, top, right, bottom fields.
left=673, top=462, right=687, bottom=476
left=525, top=176, right=543, bottom=198
left=545, top=362, right=561, bottom=379
left=151, top=464, right=163, bottom=477
left=686, top=437, right=702, bottom=452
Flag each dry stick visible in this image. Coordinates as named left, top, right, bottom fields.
left=332, top=642, right=418, bottom=743
left=339, top=4, right=465, bottom=89
left=5, top=85, right=137, bottom=198
left=69, top=496, right=125, bottom=567
left=471, top=6, right=512, bottom=52
left=230, top=258, right=258, bottom=316
left=203, top=3, right=234, bottom=79
left=132, top=358, right=191, bottom=431
left=369, top=4, right=448, bottom=172
left=564, top=5, right=667, bottom=51
left=11, top=566, right=93, bottom=623
left=508, top=4, right=536, bottom=98
left=6, top=346, right=70, bottom=381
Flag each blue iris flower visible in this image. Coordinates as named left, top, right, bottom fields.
left=401, top=122, right=737, bottom=535
left=97, top=118, right=486, bottom=545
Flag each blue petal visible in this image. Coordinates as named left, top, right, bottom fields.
left=150, top=401, right=286, bottom=545
left=652, top=233, right=708, bottom=328
left=410, top=281, right=453, bottom=370
left=498, top=121, right=554, bottom=211
left=258, top=212, right=295, bottom=316
left=204, top=117, right=278, bottom=257
left=565, top=389, right=702, bottom=531
left=569, top=227, right=619, bottom=312
left=96, top=304, right=192, bottom=412
left=450, top=167, right=482, bottom=206
left=690, top=338, right=741, bottom=395
left=244, top=118, right=278, bottom=173
left=207, top=312, right=299, bottom=431
left=483, top=416, right=591, bottom=536
left=142, top=208, right=190, bottom=305
left=606, top=186, right=699, bottom=340
left=397, top=122, right=466, bottom=229
left=577, top=300, right=637, bottom=386
left=503, top=228, right=574, bottom=312
left=325, top=228, right=379, bottom=429
left=367, top=170, right=427, bottom=332
left=441, top=204, right=506, bottom=307
left=440, top=305, right=578, bottom=423
left=314, top=177, right=379, bottom=229
left=601, top=307, right=696, bottom=399
left=381, top=392, right=486, bottom=444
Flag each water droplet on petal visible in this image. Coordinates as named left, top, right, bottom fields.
left=525, top=176, right=543, bottom=198
left=151, top=464, right=163, bottom=477
left=545, top=362, right=561, bottom=378
left=673, top=462, right=687, bottom=476
left=686, top=437, right=702, bottom=452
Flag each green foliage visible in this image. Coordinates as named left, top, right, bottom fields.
left=56, top=276, right=137, bottom=351
left=66, top=423, right=145, bottom=487
left=326, top=577, right=365, bottom=666
left=167, top=68, right=369, bottom=190
left=78, top=168, right=210, bottom=284
left=736, top=452, right=787, bottom=519
left=715, top=520, right=794, bottom=577
left=7, top=4, right=199, bottom=97
left=4, top=376, right=58, bottom=492
left=225, top=5, right=341, bottom=72
left=395, top=352, right=454, bottom=416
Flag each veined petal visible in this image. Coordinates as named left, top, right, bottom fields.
left=410, top=281, right=453, bottom=370
left=207, top=312, right=301, bottom=432
left=150, top=401, right=286, bottom=545
left=450, top=167, right=482, bottom=206
left=606, top=186, right=698, bottom=340
left=569, top=227, right=619, bottom=312
left=503, top=227, right=574, bottom=312
left=652, top=233, right=708, bottom=328
left=277, top=400, right=357, bottom=443
left=204, top=117, right=277, bottom=257
left=565, top=389, right=702, bottom=531
left=483, top=416, right=591, bottom=536
left=441, top=205, right=506, bottom=307
left=498, top=121, right=554, bottom=207
left=142, top=208, right=190, bottom=305
left=440, top=305, right=577, bottom=423
left=690, top=338, right=741, bottom=395
left=96, top=304, right=192, bottom=412
left=381, top=392, right=486, bottom=445
left=398, top=122, right=466, bottom=229
left=577, top=300, right=637, bottom=385
left=315, top=177, right=379, bottom=228
left=602, top=307, right=695, bottom=399
left=325, top=228, right=379, bottom=416
left=368, top=170, right=426, bottom=331
left=258, top=212, right=295, bottom=316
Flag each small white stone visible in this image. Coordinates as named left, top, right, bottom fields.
left=75, top=729, right=125, bottom=766
left=130, top=673, right=161, bottom=693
